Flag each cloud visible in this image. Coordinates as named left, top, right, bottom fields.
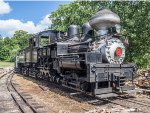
left=0, top=0, right=52, bottom=37
left=0, top=0, right=12, bottom=15
left=0, top=14, right=52, bottom=37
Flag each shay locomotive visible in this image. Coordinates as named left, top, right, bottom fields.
left=15, top=9, right=137, bottom=96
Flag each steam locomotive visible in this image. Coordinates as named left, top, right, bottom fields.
left=15, top=9, right=137, bottom=96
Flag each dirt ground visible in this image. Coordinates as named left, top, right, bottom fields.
left=13, top=74, right=149, bottom=113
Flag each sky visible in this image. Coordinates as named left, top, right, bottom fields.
left=0, top=0, right=71, bottom=37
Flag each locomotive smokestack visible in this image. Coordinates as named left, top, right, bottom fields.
left=89, top=9, right=120, bottom=31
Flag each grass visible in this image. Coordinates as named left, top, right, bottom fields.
left=0, top=61, right=14, bottom=68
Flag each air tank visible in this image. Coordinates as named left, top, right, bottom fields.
left=89, top=9, right=120, bottom=30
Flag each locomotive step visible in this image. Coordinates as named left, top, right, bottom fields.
left=117, top=85, right=135, bottom=91
left=119, top=78, right=126, bottom=81
left=96, top=93, right=118, bottom=99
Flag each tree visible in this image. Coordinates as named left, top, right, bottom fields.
left=9, top=30, right=32, bottom=61
left=12, top=30, right=32, bottom=49
left=0, top=30, right=32, bottom=62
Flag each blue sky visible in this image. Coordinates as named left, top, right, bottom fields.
left=0, top=1, right=71, bottom=37
left=0, top=1, right=70, bottom=24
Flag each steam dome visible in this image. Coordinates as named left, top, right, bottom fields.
left=89, top=9, right=120, bottom=30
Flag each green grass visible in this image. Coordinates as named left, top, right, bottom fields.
left=0, top=61, right=14, bottom=68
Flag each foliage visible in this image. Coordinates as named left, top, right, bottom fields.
left=50, top=1, right=150, bottom=68
left=0, top=30, right=32, bottom=62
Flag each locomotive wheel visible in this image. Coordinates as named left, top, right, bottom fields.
left=81, top=82, right=90, bottom=92
left=35, top=71, right=40, bottom=80
left=45, top=73, right=50, bottom=81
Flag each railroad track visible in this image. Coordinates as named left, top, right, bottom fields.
left=118, top=95, right=150, bottom=105
left=95, top=95, right=150, bottom=113
left=6, top=71, right=39, bottom=113
left=0, top=69, right=56, bottom=113
left=0, top=69, right=22, bottom=113
left=0, top=72, right=7, bottom=79
left=0, top=69, right=11, bottom=79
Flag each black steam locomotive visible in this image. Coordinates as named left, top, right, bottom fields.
left=15, top=9, right=137, bottom=96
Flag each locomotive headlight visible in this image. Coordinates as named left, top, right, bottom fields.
left=97, top=28, right=108, bottom=38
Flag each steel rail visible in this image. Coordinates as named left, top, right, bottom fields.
left=7, top=72, right=38, bottom=113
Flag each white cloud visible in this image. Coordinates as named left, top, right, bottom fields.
left=0, top=0, right=52, bottom=37
left=0, top=0, right=12, bottom=15
left=0, top=14, right=52, bottom=37
left=40, top=15, right=51, bottom=27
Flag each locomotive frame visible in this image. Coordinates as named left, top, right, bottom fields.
left=15, top=29, right=136, bottom=96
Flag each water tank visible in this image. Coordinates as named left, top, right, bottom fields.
left=18, top=50, right=25, bottom=63
left=89, top=9, right=120, bottom=30
left=26, top=50, right=30, bottom=62
left=32, top=49, right=37, bottom=62
left=18, top=55, right=25, bottom=63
